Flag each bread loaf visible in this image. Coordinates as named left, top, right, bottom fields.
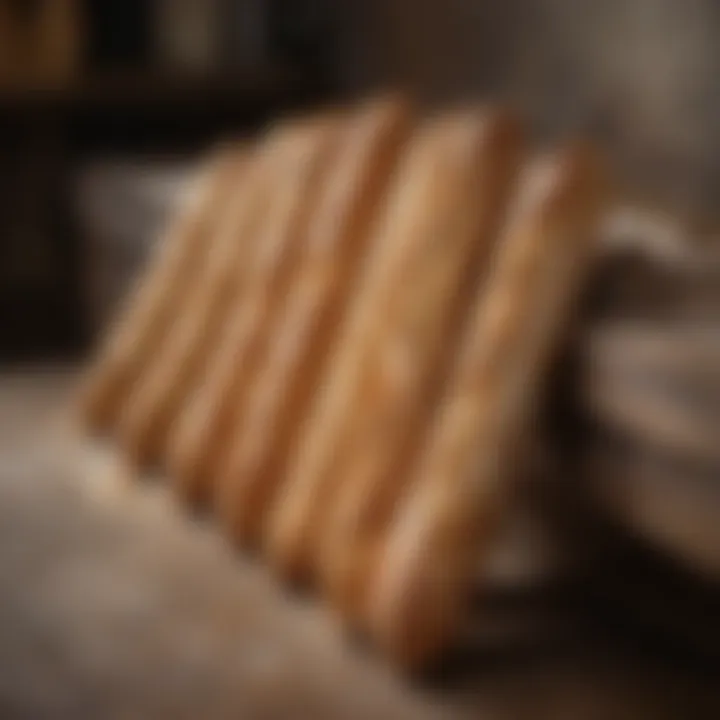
left=266, top=111, right=518, bottom=585
left=211, top=98, right=412, bottom=543
left=367, top=143, right=605, bottom=668
left=78, top=146, right=247, bottom=434
left=116, top=125, right=305, bottom=466
left=166, top=113, right=343, bottom=510
left=317, top=110, right=523, bottom=623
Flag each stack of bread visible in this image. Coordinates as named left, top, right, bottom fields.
left=76, top=96, right=607, bottom=669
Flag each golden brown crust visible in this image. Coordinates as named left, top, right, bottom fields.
left=77, top=146, right=247, bottom=434
left=317, top=109, right=524, bottom=623
left=204, top=98, right=413, bottom=544
left=212, top=119, right=346, bottom=542
left=264, top=111, right=517, bottom=586
left=115, top=122, right=314, bottom=467
left=167, top=99, right=407, bottom=509
left=163, top=113, right=344, bottom=517
left=366, top=142, right=605, bottom=669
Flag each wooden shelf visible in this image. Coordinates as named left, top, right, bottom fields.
left=0, top=65, right=321, bottom=112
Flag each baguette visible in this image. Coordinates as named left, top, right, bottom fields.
left=167, top=112, right=344, bottom=506
left=265, top=110, right=515, bottom=584
left=318, top=110, right=523, bottom=622
left=367, top=143, right=605, bottom=668
left=213, top=97, right=412, bottom=543
left=77, top=146, right=247, bottom=434
left=116, top=123, right=308, bottom=466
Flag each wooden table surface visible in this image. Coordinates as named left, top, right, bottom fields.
left=0, top=368, right=715, bottom=719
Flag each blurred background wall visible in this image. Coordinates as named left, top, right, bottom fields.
left=1, top=0, right=718, bottom=361
left=334, top=0, right=720, bottom=225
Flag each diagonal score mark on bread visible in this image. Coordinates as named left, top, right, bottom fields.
left=265, top=110, right=518, bottom=587
left=316, top=109, right=524, bottom=624
left=116, top=122, right=314, bottom=467
left=77, top=146, right=248, bottom=435
left=208, top=98, right=413, bottom=544
left=166, top=111, right=345, bottom=511
left=366, top=143, right=605, bottom=668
